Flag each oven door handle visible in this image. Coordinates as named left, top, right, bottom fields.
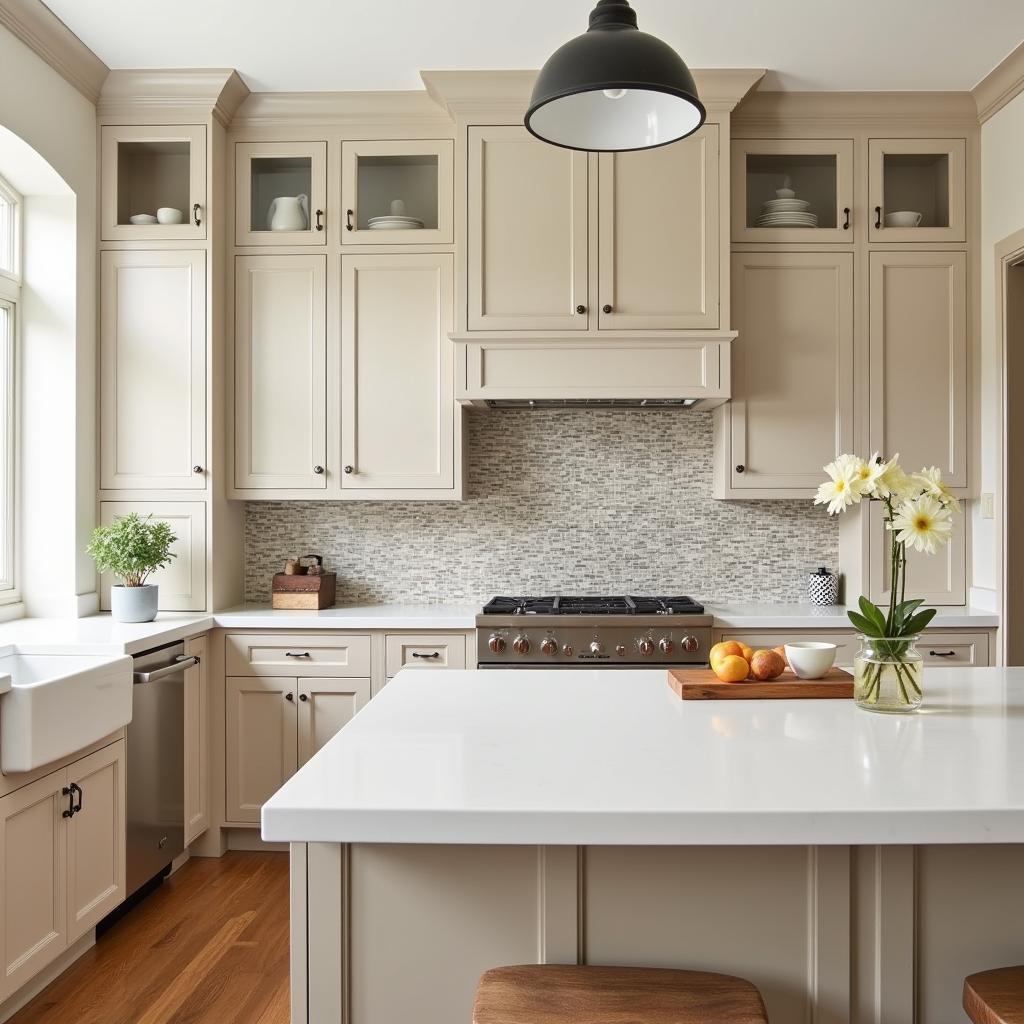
left=133, top=655, right=199, bottom=684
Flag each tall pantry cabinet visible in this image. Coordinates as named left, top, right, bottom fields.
left=96, top=72, right=248, bottom=611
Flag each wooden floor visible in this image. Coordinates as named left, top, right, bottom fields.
left=9, top=852, right=290, bottom=1024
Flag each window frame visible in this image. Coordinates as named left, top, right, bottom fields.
left=0, top=173, right=22, bottom=606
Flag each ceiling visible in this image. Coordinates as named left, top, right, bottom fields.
left=42, top=0, right=1024, bottom=94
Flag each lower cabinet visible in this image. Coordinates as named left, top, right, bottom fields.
left=184, top=634, right=209, bottom=845
left=0, top=739, right=125, bottom=1003
left=225, top=676, right=370, bottom=824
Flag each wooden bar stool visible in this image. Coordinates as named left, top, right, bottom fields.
left=473, top=965, right=770, bottom=1023
left=964, top=966, right=1024, bottom=1023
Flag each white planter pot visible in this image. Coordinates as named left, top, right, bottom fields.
left=110, top=584, right=159, bottom=623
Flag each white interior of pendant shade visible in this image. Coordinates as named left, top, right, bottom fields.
left=527, top=88, right=703, bottom=151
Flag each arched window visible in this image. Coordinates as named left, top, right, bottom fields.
left=0, top=173, right=18, bottom=598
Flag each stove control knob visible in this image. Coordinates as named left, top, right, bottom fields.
left=638, top=637, right=655, bottom=657
left=589, top=639, right=604, bottom=656
left=512, top=635, right=530, bottom=655
left=681, top=635, right=700, bottom=653
left=659, top=638, right=675, bottom=656
left=540, top=637, right=557, bottom=656
left=562, top=644, right=575, bottom=657
left=488, top=634, right=506, bottom=654
left=615, top=644, right=626, bottom=656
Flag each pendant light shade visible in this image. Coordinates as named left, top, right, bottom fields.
left=525, top=0, right=705, bottom=152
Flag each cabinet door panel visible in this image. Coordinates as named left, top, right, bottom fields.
left=297, top=677, right=371, bottom=766
left=729, top=251, right=854, bottom=492
left=869, top=251, right=967, bottom=489
left=100, top=250, right=206, bottom=489
left=468, top=126, right=588, bottom=331
left=341, top=254, right=454, bottom=491
left=0, top=771, right=66, bottom=1002
left=234, top=255, right=327, bottom=489
left=66, top=742, right=125, bottom=943
left=225, top=677, right=297, bottom=824
left=598, top=125, right=719, bottom=330
left=235, top=141, right=327, bottom=246
left=184, top=635, right=209, bottom=845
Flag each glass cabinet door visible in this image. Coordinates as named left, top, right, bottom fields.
left=235, top=142, right=327, bottom=246
left=341, top=140, right=453, bottom=246
left=101, top=125, right=207, bottom=241
left=868, top=138, right=966, bottom=242
left=732, top=139, right=854, bottom=243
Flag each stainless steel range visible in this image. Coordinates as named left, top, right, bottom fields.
left=476, top=596, right=712, bottom=668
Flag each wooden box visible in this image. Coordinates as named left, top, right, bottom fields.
left=271, top=572, right=337, bottom=610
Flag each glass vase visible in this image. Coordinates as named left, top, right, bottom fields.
left=853, top=635, right=923, bottom=713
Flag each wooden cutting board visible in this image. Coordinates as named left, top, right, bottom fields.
left=667, top=666, right=853, bottom=700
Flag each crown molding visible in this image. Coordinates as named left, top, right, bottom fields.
left=733, top=89, right=979, bottom=133
left=421, top=68, right=765, bottom=121
left=230, top=89, right=453, bottom=130
left=0, top=0, right=107, bottom=104
left=973, top=40, right=1024, bottom=123
left=98, top=69, right=250, bottom=124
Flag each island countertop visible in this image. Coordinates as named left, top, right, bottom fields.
left=261, top=666, right=1024, bottom=847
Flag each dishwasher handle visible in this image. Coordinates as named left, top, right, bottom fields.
left=133, top=654, right=199, bottom=684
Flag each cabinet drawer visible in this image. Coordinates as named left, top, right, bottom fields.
left=226, top=633, right=371, bottom=677
left=385, top=634, right=467, bottom=675
left=920, top=632, right=990, bottom=667
left=718, top=630, right=858, bottom=667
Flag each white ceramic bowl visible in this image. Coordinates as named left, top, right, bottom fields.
left=156, top=207, right=184, bottom=224
left=128, top=213, right=157, bottom=225
left=784, top=642, right=838, bottom=679
left=884, top=210, right=922, bottom=228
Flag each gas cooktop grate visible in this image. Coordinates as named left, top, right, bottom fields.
left=480, top=596, right=704, bottom=616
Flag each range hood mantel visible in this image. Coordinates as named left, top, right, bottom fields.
left=450, top=330, right=735, bottom=409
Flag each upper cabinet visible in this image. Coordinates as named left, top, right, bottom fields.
left=731, top=139, right=854, bottom=243
left=341, top=140, right=454, bottom=246
left=597, top=125, right=719, bottom=330
left=467, top=125, right=589, bottom=331
left=235, top=142, right=327, bottom=246
left=101, top=125, right=207, bottom=242
left=868, top=139, right=966, bottom=243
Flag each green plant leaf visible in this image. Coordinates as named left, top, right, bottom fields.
left=86, top=513, right=177, bottom=588
left=901, top=608, right=938, bottom=637
left=858, top=596, right=888, bottom=634
left=848, top=610, right=883, bottom=637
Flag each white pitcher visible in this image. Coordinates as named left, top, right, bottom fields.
left=267, top=194, right=309, bottom=231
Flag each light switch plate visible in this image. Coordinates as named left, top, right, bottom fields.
left=981, top=492, right=995, bottom=519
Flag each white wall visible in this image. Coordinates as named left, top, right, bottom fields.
left=0, top=23, right=98, bottom=616
left=976, top=90, right=1024, bottom=608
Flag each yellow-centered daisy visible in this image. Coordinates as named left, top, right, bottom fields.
left=891, top=495, right=954, bottom=554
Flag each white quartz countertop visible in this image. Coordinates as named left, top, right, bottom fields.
left=0, top=612, right=214, bottom=656
left=262, top=666, right=1024, bottom=846
left=213, top=604, right=481, bottom=630
left=704, top=603, right=999, bottom=628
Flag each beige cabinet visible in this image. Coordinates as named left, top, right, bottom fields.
left=341, top=140, right=454, bottom=246
left=100, top=124, right=207, bottom=242
left=226, top=632, right=372, bottom=677
left=868, top=138, right=966, bottom=243
left=233, top=254, right=327, bottom=490
left=234, top=141, right=327, bottom=246
left=467, top=125, right=589, bottom=331
left=100, top=250, right=206, bottom=490
left=341, top=254, right=456, bottom=492
left=296, top=678, right=371, bottom=765
left=868, top=251, right=968, bottom=489
left=719, top=250, right=854, bottom=496
left=99, top=502, right=206, bottom=612
left=184, top=635, right=209, bottom=845
left=384, top=633, right=468, bottom=676
left=597, top=125, right=719, bottom=330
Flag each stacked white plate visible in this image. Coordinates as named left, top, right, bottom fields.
left=367, top=215, right=425, bottom=230
left=755, top=197, right=818, bottom=228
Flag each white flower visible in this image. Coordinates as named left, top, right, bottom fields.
left=912, top=466, right=961, bottom=514
left=814, top=458, right=861, bottom=515
left=890, top=494, right=954, bottom=554
left=848, top=452, right=887, bottom=498
left=874, top=454, right=915, bottom=500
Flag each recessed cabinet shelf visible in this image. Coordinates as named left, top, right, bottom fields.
left=235, top=142, right=327, bottom=246
left=732, top=139, right=854, bottom=243
left=101, top=125, right=207, bottom=241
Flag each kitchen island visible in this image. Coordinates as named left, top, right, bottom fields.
left=263, top=668, right=1024, bottom=1024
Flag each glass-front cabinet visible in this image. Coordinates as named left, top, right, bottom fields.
left=868, top=138, right=966, bottom=242
left=341, top=140, right=453, bottom=245
left=234, top=142, right=327, bottom=246
left=101, top=125, right=207, bottom=241
left=732, top=139, right=854, bottom=243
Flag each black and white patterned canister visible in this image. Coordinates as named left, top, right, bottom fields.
left=807, top=567, right=839, bottom=606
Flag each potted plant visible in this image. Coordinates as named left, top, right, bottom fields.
left=813, top=454, right=960, bottom=713
left=87, top=513, right=177, bottom=623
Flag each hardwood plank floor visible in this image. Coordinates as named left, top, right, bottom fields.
left=9, top=852, right=290, bottom=1024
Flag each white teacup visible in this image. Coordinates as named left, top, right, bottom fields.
left=784, top=642, right=838, bottom=679
left=885, top=210, right=923, bottom=228
left=156, top=207, right=184, bottom=225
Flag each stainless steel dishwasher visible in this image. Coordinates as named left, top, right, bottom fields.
left=126, top=641, right=197, bottom=898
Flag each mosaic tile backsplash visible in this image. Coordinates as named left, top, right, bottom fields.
left=244, top=410, right=839, bottom=605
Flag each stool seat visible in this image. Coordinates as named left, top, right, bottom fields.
left=964, top=966, right=1024, bottom=1024
left=473, top=965, right=769, bottom=1024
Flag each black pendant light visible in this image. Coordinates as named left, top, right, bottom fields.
left=525, top=0, right=705, bottom=153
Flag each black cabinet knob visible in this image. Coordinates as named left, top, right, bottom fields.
left=736, top=464, right=746, bottom=474
left=285, top=691, right=295, bottom=702
left=602, top=304, right=613, bottom=314
left=575, top=304, right=586, bottom=314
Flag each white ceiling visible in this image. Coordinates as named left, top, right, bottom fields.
left=43, top=0, right=1024, bottom=94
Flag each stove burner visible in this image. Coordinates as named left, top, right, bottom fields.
left=480, top=595, right=704, bottom=615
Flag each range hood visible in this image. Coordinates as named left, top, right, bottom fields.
left=450, top=331, right=735, bottom=410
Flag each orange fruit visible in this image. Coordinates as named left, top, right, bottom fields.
left=750, top=649, right=786, bottom=681
left=738, top=643, right=755, bottom=663
left=713, top=654, right=751, bottom=683
left=709, top=641, right=744, bottom=668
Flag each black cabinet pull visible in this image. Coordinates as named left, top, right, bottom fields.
left=285, top=691, right=295, bottom=702
left=62, top=786, right=74, bottom=819
left=412, top=651, right=441, bottom=659
left=602, top=304, right=613, bottom=314
left=70, top=782, right=82, bottom=814
left=929, top=650, right=957, bottom=658
left=299, top=693, right=309, bottom=702
left=843, top=207, right=851, bottom=230
left=315, top=209, right=324, bottom=231
left=285, top=651, right=311, bottom=658
left=193, top=203, right=201, bottom=227
left=575, top=304, right=586, bottom=314
left=874, top=206, right=882, bottom=229
left=735, top=464, right=746, bottom=474
left=346, top=209, right=354, bottom=231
